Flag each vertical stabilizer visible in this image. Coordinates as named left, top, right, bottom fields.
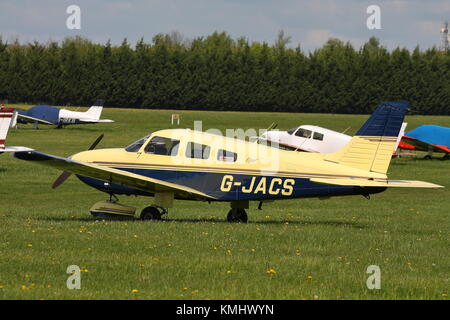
left=84, top=99, right=105, bottom=120
left=324, top=102, right=410, bottom=174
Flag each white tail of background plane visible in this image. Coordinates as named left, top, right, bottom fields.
left=83, top=99, right=105, bottom=120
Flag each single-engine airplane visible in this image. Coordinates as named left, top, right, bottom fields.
left=0, top=107, right=33, bottom=154
left=15, top=99, right=114, bottom=129
left=260, top=123, right=407, bottom=154
left=399, top=125, right=450, bottom=160
left=13, top=101, right=443, bottom=222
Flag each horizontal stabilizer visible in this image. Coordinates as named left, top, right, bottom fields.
left=311, top=178, right=443, bottom=188
left=78, top=119, right=114, bottom=123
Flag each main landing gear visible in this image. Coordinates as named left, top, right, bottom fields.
left=140, top=193, right=173, bottom=221
left=227, top=208, right=248, bottom=223
left=227, top=200, right=249, bottom=223
left=140, top=205, right=167, bottom=221
left=91, top=193, right=255, bottom=224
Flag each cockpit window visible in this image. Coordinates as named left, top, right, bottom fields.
left=287, top=128, right=297, bottom=135
left=125, top=135, right=150, bottom=152
left=295, top=128, right=312, bottom=138
left=144, top=136, right=180, bottom=156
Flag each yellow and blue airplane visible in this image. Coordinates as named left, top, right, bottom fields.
left=13, top=101, right=443, bottom=222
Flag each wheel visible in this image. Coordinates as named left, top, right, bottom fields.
left=441, top=154, right=450, bottom=160
left=227, top=208, right=248, bottom=223
left=423, top=155, right=432, bottom=160
left=140, top=206, right=162, bottom=221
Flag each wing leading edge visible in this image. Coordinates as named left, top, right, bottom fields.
left=13, top=151, right=216, bottom=200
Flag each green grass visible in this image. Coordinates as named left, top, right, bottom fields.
left=0, top=106, right=449, bottom=300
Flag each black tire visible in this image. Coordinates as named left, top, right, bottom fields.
left=140, top=206, right=162, bottom=221
left=423, top=155, right=432, bottom=160
left=227, top=208, right=248, bottom=223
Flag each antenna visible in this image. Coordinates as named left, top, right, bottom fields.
left=440, top=21, right=449, bottom=51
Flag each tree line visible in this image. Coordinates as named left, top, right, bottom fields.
left=0, top=32, right=448, bottom=114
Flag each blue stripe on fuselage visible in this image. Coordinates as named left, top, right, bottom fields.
left=77, top=167, right=386, bottom=201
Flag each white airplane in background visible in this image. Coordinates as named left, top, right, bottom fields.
left=260, top=123, right=407, bottom=154
left=15, top=99, right=114, bottom=129
left=0, top=107, right=33, bottom=154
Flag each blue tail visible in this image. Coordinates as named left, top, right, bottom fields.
left=356, top=101, right=410, bottom=137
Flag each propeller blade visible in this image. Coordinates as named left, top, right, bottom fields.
left=52, top=171, right=72, bottom=189
left=88, top=134, right=104, bottom=150
left=51, top=134, right=104, bottom=189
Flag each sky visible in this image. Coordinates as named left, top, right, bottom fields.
left=0, top=0, right=449, bottom=52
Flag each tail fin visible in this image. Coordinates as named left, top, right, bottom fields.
left=84, top=99, right=105, bottom=120
left=0, top=107, right=14, bottom=150
left=324, top=101, right=409, bottom=174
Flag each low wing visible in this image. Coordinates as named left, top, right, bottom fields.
left=311, top=178, right=443, bottom=188
left=14, top=151, right=216, bottom=200
left=401, top=136, right=450, bottom=153
left=17, top=113, right=54, bottom=125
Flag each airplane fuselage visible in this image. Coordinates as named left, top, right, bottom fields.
left=71, top=129, right=388, bottom=202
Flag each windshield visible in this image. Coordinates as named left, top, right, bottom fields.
left=125, top=135, right=150, bottom=152
left=287, top=127, right=297, bottom=135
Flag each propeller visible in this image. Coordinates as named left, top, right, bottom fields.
left=52, top=134, right=104, bottom=189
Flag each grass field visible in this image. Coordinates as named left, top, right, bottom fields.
left=0, top=105, right=449, bottom=300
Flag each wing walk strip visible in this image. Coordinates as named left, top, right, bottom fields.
left=92, top=161, right=380, bottom=181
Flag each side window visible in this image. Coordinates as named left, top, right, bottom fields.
left=217, top=149, right=237, bottom=162
left=295, top=129, right=312, bottom=138
left=186, top=142, right=211, bottom=159
left=313, top=132, right=324, bottom=141
left=144, top=136, right=180, bottom=156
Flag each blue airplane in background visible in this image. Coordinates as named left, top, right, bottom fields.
left=15, top=99, right=114, bottom=129
left=400, top=125, right=450, bottom=160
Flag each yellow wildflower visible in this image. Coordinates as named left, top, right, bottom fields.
left=266, top=268, right=277, bottom=274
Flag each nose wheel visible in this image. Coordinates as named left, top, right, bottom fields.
left=227, top=208, right=248, bottom=223
left=140, top=205, right=166, bottom=221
